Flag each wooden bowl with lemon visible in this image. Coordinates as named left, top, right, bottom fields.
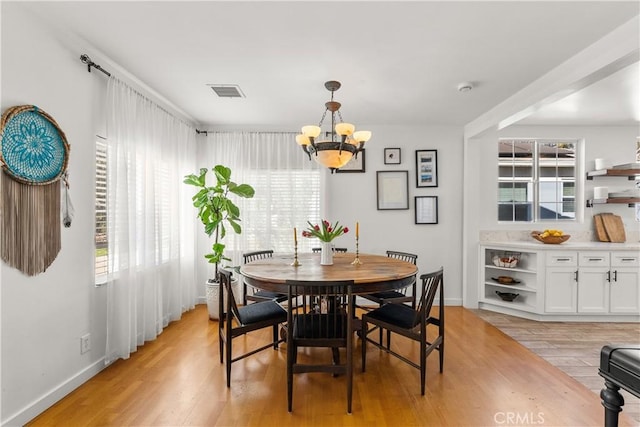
left=531, top=229, right=570, bottom=244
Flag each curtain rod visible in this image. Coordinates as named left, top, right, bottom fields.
left=80, top=54, right=111, bottom=77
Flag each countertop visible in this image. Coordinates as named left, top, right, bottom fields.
left=481, top=240, right=640, bottom=251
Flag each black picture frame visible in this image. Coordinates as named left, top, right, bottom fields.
left=376, top=171, right=409, bottom=210
left=415, top=196, right=438, bottom=224
left=384, top=147, right=401, bottom=165
left=415, top=149, right=438, bottom=187
left=336, top=149, right=366, bottom=173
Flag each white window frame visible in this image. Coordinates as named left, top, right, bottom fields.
left=498, top=138, right=583, bottom=223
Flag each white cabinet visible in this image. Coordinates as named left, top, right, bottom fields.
left=545, top=252, right=578, bottom=313
left=479, top=243, right=639, bottom=321
left=577, top=252, right=610, bottom=313
left=609, top=253, right=640, bottom=313
left=544, top=250, right=639, bottom=315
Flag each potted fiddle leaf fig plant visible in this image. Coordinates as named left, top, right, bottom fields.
left=184, top=165, right=255, bottom=320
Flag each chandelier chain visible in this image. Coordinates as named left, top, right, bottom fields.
left=317, top=108, right=329, bottom=128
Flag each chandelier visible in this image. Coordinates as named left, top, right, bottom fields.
left=296, top=81, right=372, bottom=173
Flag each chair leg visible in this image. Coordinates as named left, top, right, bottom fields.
left=361, top=319, right=367, bottom=372
left=287, top=343, right=294, bottom=412
left=218, top=321, right=224, bottom=364
left=420, top=337, right=426, bottom=396
left=226, top=318, right=232, bottom=388
left=386, top=329, right=391, bottom=350
left=242, top=282, right=247, bottom=306
left=273, top=324, right=279, bottom=349
left=439, top=339, right=444, bottom=373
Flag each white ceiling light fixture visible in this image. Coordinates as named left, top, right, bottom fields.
left=296, top=80, right=372, bottom=173
left=457, top=82, right=474, bottom=92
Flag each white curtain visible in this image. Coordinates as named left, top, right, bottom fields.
left=197, top=132, right=320, bottom=282
left=105, top=76, right=197, bottom=363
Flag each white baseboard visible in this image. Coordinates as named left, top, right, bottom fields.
left=2, top=358, right=106, bottom=427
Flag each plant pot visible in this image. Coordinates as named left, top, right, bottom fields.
left=205, top=277, right=239, bottom=320
left=320, top=241, right=334, bottom=265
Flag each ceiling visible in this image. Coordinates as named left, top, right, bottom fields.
left=12, top=1, right=640, bottom=129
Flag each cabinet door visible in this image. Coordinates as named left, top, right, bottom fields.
left=545, top=267, right=577, bottom=313
left=610, top=268, right=640, bottom=314
left=577, top=267, right=609, bottom=313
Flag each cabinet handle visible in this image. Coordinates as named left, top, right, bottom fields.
left=556, top=258, right=572, bottom=262
left=613, top=270, right=618, bottom=282
left=620, top=258, right=637, bottom=262
left=606, top=271, right=611, bottom=282
left=574, top=270, right=578, bottom=282
left=588, top=258, right=604, bottom=262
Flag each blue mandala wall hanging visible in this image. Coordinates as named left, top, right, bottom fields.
left=0, top=105, right=69, bottom=185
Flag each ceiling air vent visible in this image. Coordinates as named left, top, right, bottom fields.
left=208, top=84, right=245, bottom=98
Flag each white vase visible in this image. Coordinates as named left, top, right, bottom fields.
left=320, top=242, right=334, bottom=265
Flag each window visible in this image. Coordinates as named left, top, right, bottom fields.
left=498, top=139, right=578, bottom=222
left=95, top=138, right=107, bottom=284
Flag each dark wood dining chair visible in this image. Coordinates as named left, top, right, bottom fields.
left=218, top=268, right=287, bottom=388
left=242, top=250, right=287, bottom=305
left=357, top=250, right=418, bottom=344
left=361, top=267, right=444, bottom=395
left=285, top=279, right=355, bottom=413
left=312, top=247, right=347, bottom=253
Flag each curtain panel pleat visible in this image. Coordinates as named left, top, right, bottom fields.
left=105, top=77, right=197, bottom=363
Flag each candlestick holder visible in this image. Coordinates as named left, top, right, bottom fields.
left=351, top=237, right=362, bottom=265
left=291, top=241, right=301, bottom=267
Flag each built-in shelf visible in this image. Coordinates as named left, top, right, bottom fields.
left=586, top=168, right=640, bottom=180
left=586, top=168, right=640, bottom=207
left=586, top=198, right=640, bottom=207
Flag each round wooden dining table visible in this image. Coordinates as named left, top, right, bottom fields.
left=240, top=252, right=418, bottom=295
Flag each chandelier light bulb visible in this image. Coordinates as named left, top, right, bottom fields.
left=353, top=130, right=371, bottom=143
left=301, top=125, right=321, bottom=138
left=335, top=122, right=355, bottom=136
left=295, top=134, right=310, bottom=146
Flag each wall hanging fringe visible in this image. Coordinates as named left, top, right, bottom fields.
left=0, top=105, right=70, bottom=276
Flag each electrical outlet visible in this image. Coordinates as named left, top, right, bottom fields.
left=80, top=333, right=91, bottom=354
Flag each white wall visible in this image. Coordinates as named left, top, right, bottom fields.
left=1, top=5, right=108, bottom=425
left=327, top=125, right=464, bottom=305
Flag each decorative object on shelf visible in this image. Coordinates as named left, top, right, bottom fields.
left=491, top=276, right=521, bottom=285
left=302, top=219, right=349, bottom=266
left=531, top=230, right=571, bottom=244
left=415, top=196, right=438, bottom=224
left=492, top=252, right=520, bottom=268
left=335, top=148, right=366, bottom=173
left=0, top=105, right=70, bottom=276
left=295, top=80, right=372, bottom=173
left=495, top=291, right=519, bottom=302
left=384, top=148, right=401, bottom=165
left=377, top=170, right=409, bottom=210
left=415, top=149, right=438, bottom=187
left=351, top=221, right=361, bottom=265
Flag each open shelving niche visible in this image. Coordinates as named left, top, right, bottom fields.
left=479, top=246, right=541, bottom=315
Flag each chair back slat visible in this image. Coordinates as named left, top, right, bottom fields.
left=386, top=250, right=418, bottom=265
left=416, top=268, right=444, bottom=324
left=243, top=250, right=274, bottom=264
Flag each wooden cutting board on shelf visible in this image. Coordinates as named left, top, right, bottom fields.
left=601, top=213, right=626, bottom=243
left=593, top=214, right=610, bottom=242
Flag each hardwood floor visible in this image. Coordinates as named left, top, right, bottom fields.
left=473, top=309, right=640, bottom=425
left=27, top=305, right=637, bottom=426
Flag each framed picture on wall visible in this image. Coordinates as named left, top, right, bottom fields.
left=415, top=149, right=438, bottom=187
left=415, top=196, right=438, bottom=224
left=376, top=170, right=409, bottom=210
left=384, top=148, right=401, bottom=165
left=336, top=149, right=366, bottom=173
